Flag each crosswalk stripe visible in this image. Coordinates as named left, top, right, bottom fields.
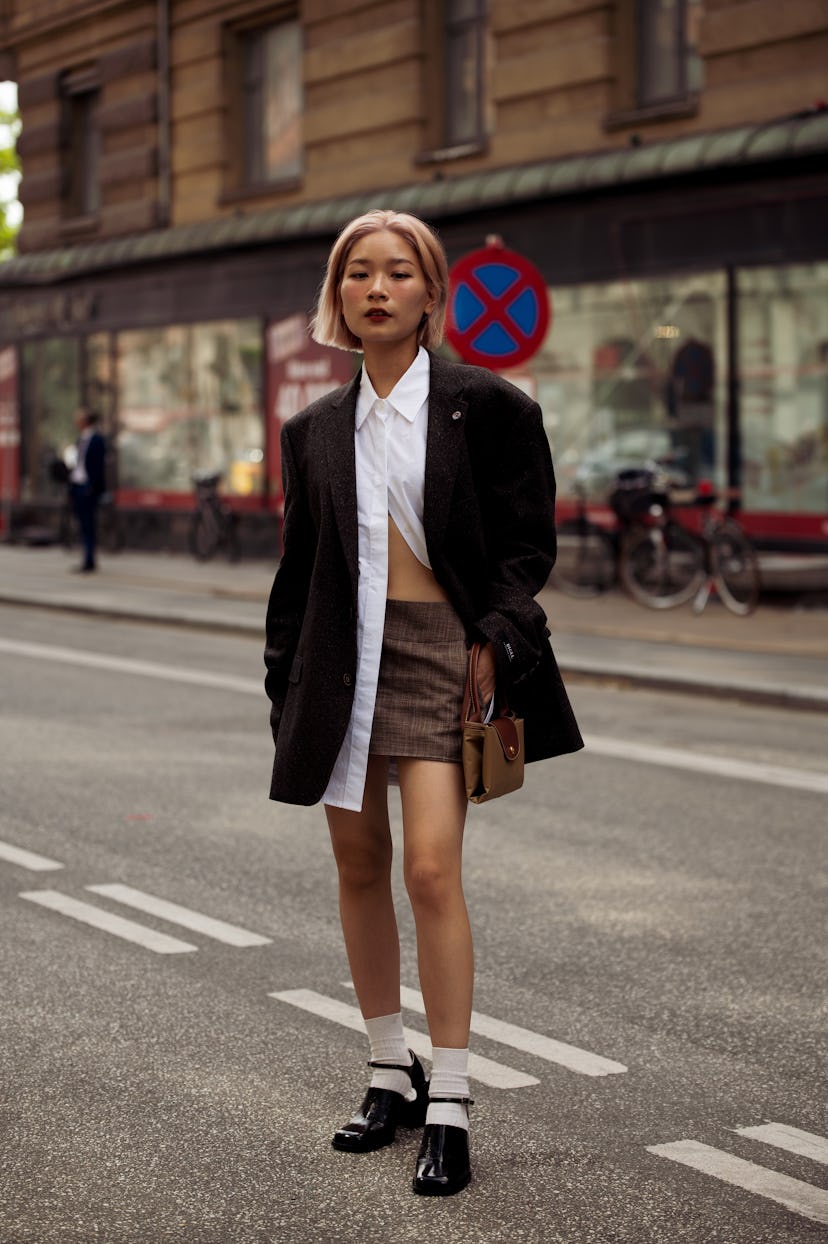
left=647, top=1139, right=828, bottom=1226
left=735, top=1123, right=828, bottom=1166
left=20, top=890, right=198, bottom=955
left=0, top=840, right=64, bottom=872
left=270, top=989, right=539, bottom=1088
left=86, top=883, right=271, bottom=947
left=396, top=984, right=627, bottom=1078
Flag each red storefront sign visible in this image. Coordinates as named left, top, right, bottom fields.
left=266, top=315, right=354, bottom=512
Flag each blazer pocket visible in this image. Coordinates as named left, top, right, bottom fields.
left=288, top=654, right=303, bottom=685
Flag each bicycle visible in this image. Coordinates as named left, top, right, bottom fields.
left=552, top=462, right=679, bottom=598
left=619, top=477, right=760, bottom=615
left=551, top=475, right=617, bottom=598
left=189, top=471, right=240, bottom=562
left=688, top=483, right=760, bottom=616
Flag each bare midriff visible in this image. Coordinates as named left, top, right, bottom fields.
left=387, top=516, right=450, bottom=602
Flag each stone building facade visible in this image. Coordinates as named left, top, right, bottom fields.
left=1, top=1, right=826, bottom=550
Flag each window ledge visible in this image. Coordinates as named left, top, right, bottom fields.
left=219, top=177, right=303, bottom=207
left=605, top=95, right=700, bottom=132
left=59, top=213, right=100, bottom=240
left=415, top=139, right=488, bottom=166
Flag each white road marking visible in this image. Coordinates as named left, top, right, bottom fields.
left=583, top=734, right=828, bottom=795
left=3, top=636, right=825, bottom=795
left=19, top=889, right=198, bottom=955
left=735, top=1123, right=828, bottom=1166
left=647, top=1139, right=828, bottom=1226
left=0, top=840, right=64, bottom=871
left=396, top=984, right=627, bottom=1077
left=0, top=636, right=261, bottom=696
left=270, top=989, right=539, bottom=1089
left=86, top=883, right=271, bottom=947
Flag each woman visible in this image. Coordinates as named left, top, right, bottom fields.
left=264, top=210, right=582, bottom=1197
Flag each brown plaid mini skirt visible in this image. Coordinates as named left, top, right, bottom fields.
left=369, top=599, right=468, bottom=764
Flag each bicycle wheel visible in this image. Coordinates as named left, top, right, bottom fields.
left=551, top=520, right=616, bottom=597
left=710, top=520, right=760, bottom=615
left=189, top=510, right=219, bottom=560
left=621, top=521, right=705, bottom=609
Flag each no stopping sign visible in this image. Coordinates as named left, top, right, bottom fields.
left=446, top=243, right=551, bottom=370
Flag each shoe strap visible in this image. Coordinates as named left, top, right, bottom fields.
left=427, top=1094, right=474, bottom=1105
left=367, top=1059, right=415, bottom=1074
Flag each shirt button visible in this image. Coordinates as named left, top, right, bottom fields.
left=451, top=410, right=462, bottom=421
left=343, top=673, right=352, bottom=687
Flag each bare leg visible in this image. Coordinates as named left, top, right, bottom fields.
left=397, top=758, right=472, bottom=1049
left=325, top=754, right=400, bottom=1020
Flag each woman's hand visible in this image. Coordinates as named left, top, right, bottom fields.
left=476, top=642, right=497, bottom=708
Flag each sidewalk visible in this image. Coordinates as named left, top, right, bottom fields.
left=1, top=543, right=827, bottom=711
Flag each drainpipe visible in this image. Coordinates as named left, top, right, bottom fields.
left=157, top=0, right=171, bottom=227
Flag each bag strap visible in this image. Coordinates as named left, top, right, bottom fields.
left=463, top=641, right=512, bottom=726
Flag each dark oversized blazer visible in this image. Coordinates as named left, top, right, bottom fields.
left=264, top=351, right=583, bottom=805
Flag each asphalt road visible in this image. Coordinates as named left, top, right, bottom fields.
left=1, top=604, right=826, bottom=1244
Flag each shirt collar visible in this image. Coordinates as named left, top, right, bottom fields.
left=355, top=347, right=429, bottom=429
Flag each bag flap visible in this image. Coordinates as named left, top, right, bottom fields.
left=492, top=714, right=521, bottom=761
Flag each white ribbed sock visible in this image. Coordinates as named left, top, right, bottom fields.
left=426, top=1046, right=470, bottom=1131
left=365, top=1012, right=415, bottom=1101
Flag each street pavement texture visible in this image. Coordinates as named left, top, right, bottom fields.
left=1, top=548, right=827, bottom=1243
left=0, top=543, right=827, bottom=710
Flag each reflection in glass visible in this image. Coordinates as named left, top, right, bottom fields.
left=19, top=338, right=81, bottom=499
left=740, top=264, right=828, bottom=514
left=117, top=321, right=263, bottom=495
left=533, top=272, right=726, bottom=501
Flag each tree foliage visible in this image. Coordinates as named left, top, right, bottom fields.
left=0, top=105, right=21, bottom=260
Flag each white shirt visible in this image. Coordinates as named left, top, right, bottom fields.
left=69, top=429, right=93, bottom=485
left=322, top=347, right=431, bottom=811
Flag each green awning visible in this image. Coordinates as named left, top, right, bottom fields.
left=1, top=110, right=826, bottom=287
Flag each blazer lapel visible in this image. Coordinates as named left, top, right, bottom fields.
left=323, top=372, right=360, bottom=604
left=424, top=353, right=468, bottom=556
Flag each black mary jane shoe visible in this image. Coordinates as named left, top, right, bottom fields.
left=331, top=1052, right=428, bottom=1153
left=413, top=1098, right=473, bottom=1197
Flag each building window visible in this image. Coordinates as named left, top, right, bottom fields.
left=60, top=68, right=100, bottom=218
left=443, top=0, right=487, bottom=148
left=636, top=0, right=702, bottom=108
left=240, top=21, right=303, bottom=187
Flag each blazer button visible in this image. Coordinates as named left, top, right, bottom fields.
left=451, top=410, right=462, bottom=421
left=343, top=673, right=352, bottom=687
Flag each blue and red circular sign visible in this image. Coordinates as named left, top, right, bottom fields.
left=446, top=243, right=551, bottom=370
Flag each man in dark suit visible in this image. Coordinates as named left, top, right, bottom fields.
left=69, top=408, right=107, bottom=573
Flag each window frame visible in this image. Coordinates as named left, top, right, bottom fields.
left=59, top=65, right=101, bottom=224
left=223, top=11, right=303, bottom=201
left=418, top=0, right=489, bottom=165
left=605, top=0, right=701, bottom=132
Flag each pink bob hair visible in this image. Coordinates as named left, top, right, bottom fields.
left=310, top=209, right=449, bottom=352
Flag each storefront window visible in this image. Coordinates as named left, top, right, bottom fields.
left=18, top=337, right=81, bottom=500
left=739, top=263, right=828, bottom=514
left=535, top=271, right=726, bottom=501
left=85, top=333, right=113, bottom=428
left=117, top=320, right=263, bottom=496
